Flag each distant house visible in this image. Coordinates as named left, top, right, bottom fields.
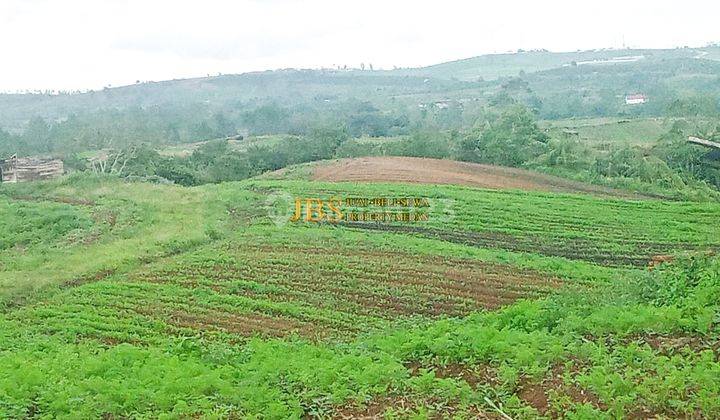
left=625, top=94, right=647, bottom=105
left=0, top=155, right=64, bottom=183
left=433, top=100, right=451, bottom=109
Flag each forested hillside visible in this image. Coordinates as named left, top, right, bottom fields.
left=2, top=46, right=720, bottom=142
left=2, top=46, right=720, bottom=202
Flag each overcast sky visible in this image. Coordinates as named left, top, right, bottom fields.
left=1, top=0, right=718, bottom=92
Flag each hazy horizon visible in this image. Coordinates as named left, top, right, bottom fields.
left=2, top=0, right=719, bottom=92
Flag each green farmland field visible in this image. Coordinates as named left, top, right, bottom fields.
left=0, top=175, right=718, bottom=418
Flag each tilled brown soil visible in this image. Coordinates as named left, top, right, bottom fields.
left=129, top=244, right=565, bottom=338
left=311, top=157, right=652, bottom=199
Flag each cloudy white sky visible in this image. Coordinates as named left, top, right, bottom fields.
left=1, top=0, right=718, bottom=92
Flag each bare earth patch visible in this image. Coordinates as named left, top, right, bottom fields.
left=310, top=157, right=649, bottom=199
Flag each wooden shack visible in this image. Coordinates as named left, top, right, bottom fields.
left=0, top=155, right=64, bottom=183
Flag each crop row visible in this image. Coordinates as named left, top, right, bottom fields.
left=246, top=181, right=720, bottom=266
left=10, top=237, right=564, bottom=343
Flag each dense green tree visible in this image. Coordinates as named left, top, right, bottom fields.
left=461, top=106, right=549, bottom=166
left=205, top=153, right=252, bottom=183
left=534, top=137, right=594, bottom=170
left=156, top=159, right=197, bottom=186
left=303, top=126, right=349, bottom=161
left=392, top=131, right=450, bottom=158
left=213, top=112, right=236, bottom=138
left=666, top=96, right=719, bottom=118
left=192, top=121, right=216, bottom=141
left=654, top=122, right=720, bottom=187
left=190, top=140, right=231, bottom=166
left=23, top=117, right=52, bottom=153
left=0, top=129, right=17, bottom=157
left=242, top=104, right=291, bottom=135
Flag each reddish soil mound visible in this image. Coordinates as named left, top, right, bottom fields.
left=311, top=157, right=647, bottom=198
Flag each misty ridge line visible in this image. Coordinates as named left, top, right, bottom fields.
left=1, top=43, right=718, bottom=95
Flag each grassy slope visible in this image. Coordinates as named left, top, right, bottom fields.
left=0, top=176, right=718, bottom=418
left=158, top=135, right=287, bottom=157
left=392, top=48, right=710, bottom=81
left=393, top=50, right=581, bottom=81
left=0, top=174, right=254, bottom=306
left=542, top=117, right=672, bottom=147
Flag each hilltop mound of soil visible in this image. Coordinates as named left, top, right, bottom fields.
left=308, top=157, right=646, bottom=198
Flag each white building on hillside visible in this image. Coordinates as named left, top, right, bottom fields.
left=625, top=94, right=647, bottom=105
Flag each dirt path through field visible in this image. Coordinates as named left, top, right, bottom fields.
left=312, top=157, right=650, bottom=198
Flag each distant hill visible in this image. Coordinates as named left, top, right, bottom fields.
left=1, top=46, right=719, bottom=134
left=389, top=47, right=718, bottom=81
left=0, top=71, right=470, bottom=131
